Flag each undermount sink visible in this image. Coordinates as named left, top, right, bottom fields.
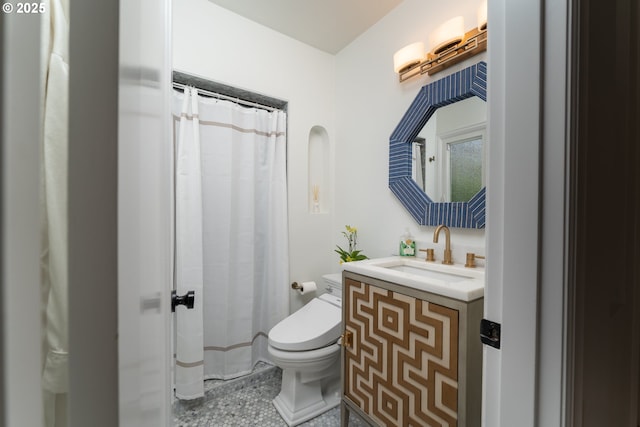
left=386, top=264, right=472, bottom=282
left=340, top=256, right=484, bottom=301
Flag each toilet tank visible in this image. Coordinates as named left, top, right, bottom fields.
left=322, top=273, right=342, bottom=295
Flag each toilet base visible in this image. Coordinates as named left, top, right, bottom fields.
left=272, top=376, right=340, bottom=427
left=268, top=343, right=341, bottom=426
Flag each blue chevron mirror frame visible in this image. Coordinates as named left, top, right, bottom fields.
left=389, top=61, right=487, bottom=228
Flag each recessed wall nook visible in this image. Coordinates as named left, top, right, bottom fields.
left=308, top=125, right=330, bottom=214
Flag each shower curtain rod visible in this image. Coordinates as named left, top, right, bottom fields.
left=172, top=81, right=279, bottom=112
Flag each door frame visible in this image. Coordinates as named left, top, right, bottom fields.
left=484, top=0, right=543, bottom=424
left=0, top=11, right=44, bottom=427
left=484, top=0, right=572, bottom=425
left=485, top=1, right=640, bottom=425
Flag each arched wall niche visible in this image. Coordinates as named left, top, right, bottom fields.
left=308, top=125, right=330, bottom=214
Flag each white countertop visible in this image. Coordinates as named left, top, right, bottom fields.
left=340, top=256, right=485, bottom=302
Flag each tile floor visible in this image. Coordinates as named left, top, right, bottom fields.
left=172, top=362, right=368, bottom=427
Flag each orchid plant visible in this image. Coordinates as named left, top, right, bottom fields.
left=335, top=225, right=368, bottom=263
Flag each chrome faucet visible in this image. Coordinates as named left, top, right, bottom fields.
left=433, top=224, right=453, bottom=265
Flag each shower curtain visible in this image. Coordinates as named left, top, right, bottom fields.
left=174, top=87, right=205, bottom=399
left=40, top=0, right=70, bottom=426
left=172, top=88, right=289, bottom=399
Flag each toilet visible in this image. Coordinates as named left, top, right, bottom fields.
left=268, top=273, right=343, bottom=426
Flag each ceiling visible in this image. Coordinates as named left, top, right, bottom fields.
left=208, top=0, right=404, bottom=54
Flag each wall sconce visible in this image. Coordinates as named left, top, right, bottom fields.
left=394, top=8, right=488, bottom=82
left=478, top=0, right=488, bottom=30
left=393, top=42, right=425, bottom=74
left=431, top=16, right=465, bottom=55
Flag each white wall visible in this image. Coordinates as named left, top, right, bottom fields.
left=334, top=0, right=487, bottom=268
left=173, top=0, right=488, bottom=312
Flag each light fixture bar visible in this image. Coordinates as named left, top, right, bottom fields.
left=398, top=27, right=487, bottom=82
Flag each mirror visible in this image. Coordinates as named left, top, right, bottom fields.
left=412, top=97, right=486, bottom=202
left=389, top=61, right=487, bottom=228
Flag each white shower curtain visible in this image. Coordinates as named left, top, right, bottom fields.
left=174, top=87, right=205, bottom=399
left=172, top=88, right=289, bottom=398
left=40, top=1, right=70, bottom=426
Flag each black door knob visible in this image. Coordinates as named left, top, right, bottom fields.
left=171, top=290, right=195, bottom=312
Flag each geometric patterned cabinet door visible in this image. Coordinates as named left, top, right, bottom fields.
left=343, top=277, right=459, bottom=426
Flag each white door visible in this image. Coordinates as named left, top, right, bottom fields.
left=66, top=1, right=173, bottom=426
left=1, top=3, right=172, bottom=426
left=117, top=0, right=173, bottom=426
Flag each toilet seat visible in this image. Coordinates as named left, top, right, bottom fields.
left=268, top=298, right=341, bottom=351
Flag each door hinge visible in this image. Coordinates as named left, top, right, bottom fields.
left=480, top=318, right=501, bottom=349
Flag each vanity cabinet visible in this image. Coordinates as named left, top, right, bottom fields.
left=340, top=271, right=483, bottom=427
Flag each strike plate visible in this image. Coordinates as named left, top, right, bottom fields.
left=480, top=319, right=501, bottom=349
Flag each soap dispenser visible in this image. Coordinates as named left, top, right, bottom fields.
left=399, top=228, right=416, bottom=257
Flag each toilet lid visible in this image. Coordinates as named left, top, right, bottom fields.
left=268, top=297, right=342, bottom=351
